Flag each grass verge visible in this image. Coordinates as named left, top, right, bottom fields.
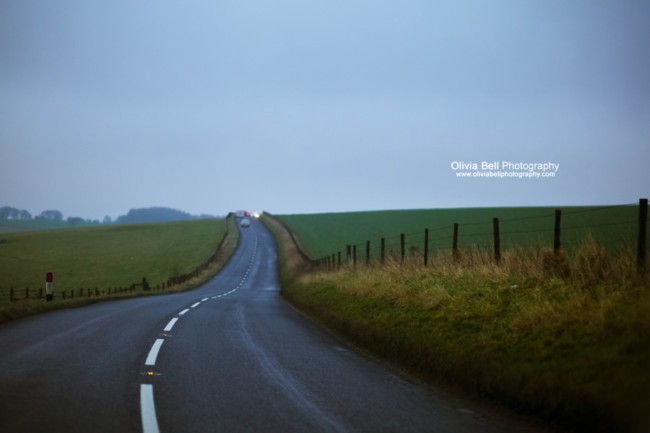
left=265, top=214, right=650, bottom=433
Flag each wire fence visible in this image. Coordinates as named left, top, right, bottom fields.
left=305, top=199, right=648, bottom=275
left=1, top=214, right=234, bottom=303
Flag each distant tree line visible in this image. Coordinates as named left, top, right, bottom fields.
left=1, top=205, right=218, bottom=226
left=0, top=206, right=102, bottom=226
left=0, top=206, right=34, bottom=220
left=0, top=207, right=65, bottom=221
left=115, top=207, right=216, bottom=224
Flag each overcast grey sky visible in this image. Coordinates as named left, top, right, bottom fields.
left=1, top=0, right=649, bottom=220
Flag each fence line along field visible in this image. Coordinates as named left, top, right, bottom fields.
left=0, top=218, right=228, bottom=302
left=275, top=203, right=643, bottom=262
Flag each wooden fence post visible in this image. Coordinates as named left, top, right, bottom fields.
left=424, top=229, right=429, bottom=266
left=453, top=223, right=459, bottom=262
left=400, top=234, right=405, bottom=263
left=554, top=209, right=562, bottom=255
left=493, top=218, right=501, bottom=264
left=639, top=198, right=648, bottom=275
left=353, top=245, right=357, bottom=267
left=337, top=252, right=341, bottom=269
left=366, top=241, right=370, bottom=266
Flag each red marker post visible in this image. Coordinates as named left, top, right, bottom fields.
left=46, top=272, right=53, bottom=301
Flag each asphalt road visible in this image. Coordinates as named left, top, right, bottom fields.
left=0, top=219, right=545, bottom=433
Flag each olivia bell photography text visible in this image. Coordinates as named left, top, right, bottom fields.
left=451, top=161, right=560, bottom=179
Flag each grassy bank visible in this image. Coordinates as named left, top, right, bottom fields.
left=265, top=214, right=650, bottom=432
left=0, top=217, right=239, bottom=322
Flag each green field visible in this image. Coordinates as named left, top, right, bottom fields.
left=0, top=219, right=102, bottom=233
left=276, top=204, right=640, bottom=261
left=0, top=219, right=228, bottom=299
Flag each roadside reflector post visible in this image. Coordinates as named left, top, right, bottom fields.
left=46, top=272, right=54, bottom=301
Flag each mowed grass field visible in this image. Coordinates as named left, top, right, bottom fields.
left=275, top=204, right=640, bottom=260
left=0, top=219, right=228, bottom=298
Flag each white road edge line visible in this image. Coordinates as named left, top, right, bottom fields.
left=145, top=339, right=165, bottom=366
left=140, top=384, right=160, bottom=433
left=190, top=301, right=201, bottom=308
left=163, top=318, right=178, bottom=332
left=179, top=308, right=190, bottom=316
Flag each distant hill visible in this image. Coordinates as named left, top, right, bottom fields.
left=0, top=205, right=219, bottom=233
left=116, top=207, right=210, bottom=224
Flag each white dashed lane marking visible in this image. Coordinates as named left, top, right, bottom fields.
left=145, top=339, right=165, bottom=366
left=140, top=384, right=160, bottom=433
left=163, top=318, right=178, bottom=332
left=140, top=234, right=260, bottom=433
